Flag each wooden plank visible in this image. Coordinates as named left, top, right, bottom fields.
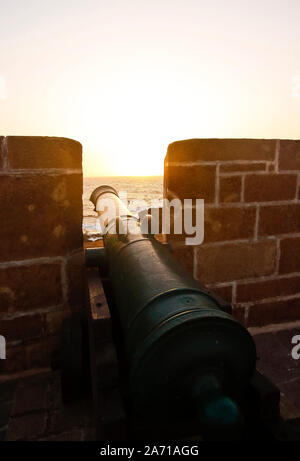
left=86, top=268, right=126, bottom=440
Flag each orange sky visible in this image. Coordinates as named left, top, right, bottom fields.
left=1, top=1, right=300, bottom=176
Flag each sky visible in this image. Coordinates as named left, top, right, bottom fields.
left=0, top=0, right=300, bottom=176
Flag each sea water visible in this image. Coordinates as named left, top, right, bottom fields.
left=83, top=176, right=163, bottom=241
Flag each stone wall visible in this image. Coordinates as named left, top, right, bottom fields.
left=0, top=136, right=84, bottom=376
left=164, top=139, right=300, bottom=328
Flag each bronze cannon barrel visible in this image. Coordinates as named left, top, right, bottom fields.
left=90, top=185, right=257, bottom=438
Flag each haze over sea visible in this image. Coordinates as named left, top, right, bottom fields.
left=83, top=176, right=163, bottom=240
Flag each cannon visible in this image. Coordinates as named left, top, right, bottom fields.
left=56, top=184, right=291, bottom=440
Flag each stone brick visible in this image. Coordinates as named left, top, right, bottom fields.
left=204, top=206, right=256, bottom=243
left=0, top=401, right=13, bottom=429
left=172, top=246, right=194, bottom=276
left=247, top=298, right=300, bottom=327
left=244, top=174, right=297, bottom=202
left=259, top=204, right=300, bottom=236
left=25, top=336, right=60, bottom=370
left=219, top=176, right=242, bottom=202
left=12, top=380, right=48, bottom=415
left=47, top=371, right=62, bottom=410
left=268, top=164, right=275, bottom=172
left=163, top=208, right=191, bottom=243
left=0, top=263, right=63, bottom=314
left=219, top=162, right=266, bottom=173
left=232, top=305, right=246, bottom=325
left=0, top=337, right=60, bottom=373
left=166, top=139, right=276, bottom=163
left=0, top=136, right=4, bottom=170
left=196, top=240, right=277, bottom=284
left=46, top=309, right=70, bottom=335
left=66, top=250, right=85, bottom=311
left=166, top=165, right=216, bottom=202
left=47, top=400, right=92, bottom=435
left=279, top=237, right=300, bottom=274
left=0, top=174, right=83, bottom=261
left=1, top=314, right=45, bottom=342
left=279, top=140, right=300, bottom=170
left=0, top=344, right=26, bottom=374
left=236, top=275, right=300, bottom=303
left=164, top=137, right=300, bottom=328
left=6, top=136, right=82, bottom=170
left=6, top=412, right=47, bottom=440
left=167, top=205, right=256, bottom=244
left=0, top=380, right=15, bottom=404
left=253, top=332, right=299, bottom=385
left=1, top=324, right=65, bottom=375
left=279, top=378, right=300, bottom=410
left=210, top=285, right=233, bottom=304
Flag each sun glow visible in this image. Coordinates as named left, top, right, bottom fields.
left=1, top=1, right=300, bottom=176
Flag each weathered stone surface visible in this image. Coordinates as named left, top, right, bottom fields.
left=219, top=176, right=242, bottom=202
left=5, top=412, right=47, bottom=440
left=172, top=246, right=194, bottom=276
left=196, top=240, right=277, bottom=284
left=45, top=309, right=70, bottom=335
left=0, top=263, right=63, bottom=314
left=268, top=163, right=275, bottom=172
left=2, top=370, right=94, bottom=441
left=1, top=314, right=45, bottom=342
left=259, top=204, right=300, bottom=236
left=0, top=174, right=83, bottom=261
left=0, top=136, right=84, bottom=375
left=66, top=249, right=85, bottom=312
left=279, top=140, right=300, bottom=170
left=166, top=139, right=276, bottom=163
left=6, top=136, right=82, bottom=170
left=0, top=344, right=26, bottom=374
left=166, top=165, right=216, bottom=202
left=0, top=136, right=4, bottom=171
left=244, top=174, right=297, bottom=202
left=220, top=162, right=266, bottom=173
left=25, top=336, right=60, bottom=370
left=248, top=298, right=300, bottom=327
left=232, top=305, right=246, bottom=325
left=165, top=137, right=300, bottom=327
left=204, top=206, right=256, bottom=243
left=0, top=335, right=61, bottom=374
left=279, top=237, right=300, bottom=274
left=210, top=285, right=233, bottom=304
left=253, top=332, right=299, bottom=385
left=167, top=205, right=256, bottom=243
left=236, top=275, right=300, bottom=303
left=12, top=380, right=48, bottom=416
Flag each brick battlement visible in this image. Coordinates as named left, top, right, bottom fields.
left=164, top=138, right=300, bottom=328
left=0, top=137, right=84, bottom=375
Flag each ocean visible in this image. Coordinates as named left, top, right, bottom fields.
left=83, top=176, right=163, bottom=241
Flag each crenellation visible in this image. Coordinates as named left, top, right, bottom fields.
left=165, top=138, right=300, bottom=327
left=0, top=136, right=84, bottom=375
